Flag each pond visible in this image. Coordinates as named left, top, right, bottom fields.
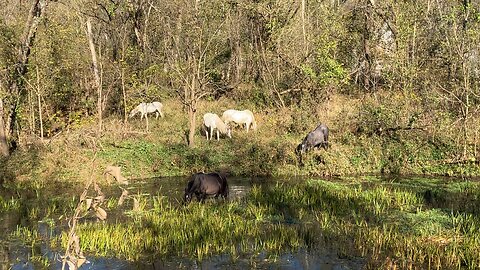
left=1, top=175, right=479, bottom=269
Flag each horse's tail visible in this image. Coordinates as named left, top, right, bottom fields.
left=249, top=111, right=257, bottom=130
left=219, top=174, right=229, bottom=198
left=157, top=103, right=164, bottom=117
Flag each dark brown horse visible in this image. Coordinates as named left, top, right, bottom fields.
left=183, top=172, right=229, bottom=204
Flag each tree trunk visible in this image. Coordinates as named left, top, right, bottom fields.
left=0, top=98, right=9, bottom=157
left=188, top=105, right=196, bottom=147
left=38, top=91, right=43, bottom=141
left=301, top=0, right=307, bottom=55
left=2, top=0, right=47, bottom=156
left=36, top=65, right=44, bottom=140
left=361, top=0, right=373, bottom=91
left=86, top=18, right=103, bottom=136
left=28, top=82, right=34, bottom=134
left=187, top=75, right=197, bottom=147
left=122, top=68, right=127, bottom=124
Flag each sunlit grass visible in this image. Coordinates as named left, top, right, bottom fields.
left=0, top=196, right=21, bottom=212
left=7, top=177, right=480, bottom=269
left=65, top=199, right=305, bottom=261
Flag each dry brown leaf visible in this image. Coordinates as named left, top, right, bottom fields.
left=104, top=165, right=128, bottom=185
left=94, top=195, right=105, bottom=204
left=77, top=256, right=87, bottom=268
left=95, top=206, right=107, bottom=220
left=66, top=260, right=75, bottom=270
left=85, top=198, right=92, bottom=210
left=73, top=233, right=80, bottom=255
left=118, top=189, right=129, bottom=206
left=94, top=183, right=105, bottom=197
left=133, top=198, right=140, bottom=211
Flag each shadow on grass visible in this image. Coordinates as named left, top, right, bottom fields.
left=162, top=132, right=297, bottom=177
left=0, top=145, right=42, bottom=186
left=247, top=181, right=382, bottom=224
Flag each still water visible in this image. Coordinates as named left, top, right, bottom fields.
left=1, top=176, right=365, bottom=270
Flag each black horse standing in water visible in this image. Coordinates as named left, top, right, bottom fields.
left=183, top=172, right=229, bottom=204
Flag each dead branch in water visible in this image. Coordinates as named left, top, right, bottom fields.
left=61, top=153, right=106, bottom=270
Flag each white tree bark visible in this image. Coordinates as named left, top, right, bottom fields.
left=86, top=18, right=103, bottom=135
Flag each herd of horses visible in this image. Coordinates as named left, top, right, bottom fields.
left=128, top=101, right=329, bottom=204
left=202, top=109, right=257, bottom=140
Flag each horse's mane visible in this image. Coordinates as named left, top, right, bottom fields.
left=185, top=176, right=195, bottom=193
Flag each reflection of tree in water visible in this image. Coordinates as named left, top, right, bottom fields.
left=0, top=244, right=8, bottom=270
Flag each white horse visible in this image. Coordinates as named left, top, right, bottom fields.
left=203, top=113, right=232, bottom=141
left=221, top=109, right=257, bottom=132
left=129, top=102, right=164, bottom=120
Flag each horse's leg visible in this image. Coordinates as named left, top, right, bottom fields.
left=246, top=121, right=250, bottom=133
left=209, top=127, right=213, bottom=140
left=145, top=114, right=149, bottom=131
left=216, top=130, right=220, bottom=140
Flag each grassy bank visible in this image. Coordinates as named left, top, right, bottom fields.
left=1, top=93, right=480, bottom=187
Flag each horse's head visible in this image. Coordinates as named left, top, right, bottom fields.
left=295, top=142, right=307, bottom=155
left=128, top=108, right=138, bottom=118
left=183, top=188, right=192, bottom=205
left=226, top=124, right=232, bottom=138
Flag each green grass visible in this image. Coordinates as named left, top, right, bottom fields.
left=65, top=200, right=305, bottom=261
left=19, top=178, right=473, bottom=269
left=0, top=195, right=21, bottom=212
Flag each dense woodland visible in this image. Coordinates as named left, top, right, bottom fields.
left=1, top=0, right=480, bottom=174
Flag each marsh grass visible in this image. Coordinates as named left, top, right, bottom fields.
left=41, top=178, right=480, bottom=269
left=0, top=195, right=21, bottom=211
left=259, top=179, right=480, bottom=269
left=65, top=198, right=306, bottom=262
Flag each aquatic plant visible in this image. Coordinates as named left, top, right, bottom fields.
left=65, top=198, right=306, bottom=261
left=0, top=196, right=21, bottom=211
left=4, top=175, right=478, bottom=269
left=54, top=178, right=479, bottom=269
left=252, top=179, right=480, bottom=269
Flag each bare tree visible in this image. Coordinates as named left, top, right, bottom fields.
left=86, top=17, right=103, bottom=135
left=0, top=0, right=48, bottom=156
left=166, top=0, right=227, bottom=147
left=0, top=97, right=8, bottom=156
left=435, top=0, right=480, bottom=160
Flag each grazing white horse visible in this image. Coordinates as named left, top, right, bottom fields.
left=222, top=109, right=257, bottom=132
left=203, top=113, right=232, bottom=141
left=129, top=102, right=164, bottom=119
